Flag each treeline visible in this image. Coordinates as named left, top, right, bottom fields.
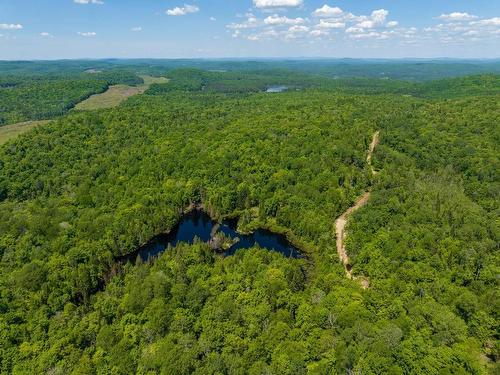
left=2, top=59, right=500, bottom=81
left=148, top=68, right=500, bottom=99
left=2, top=67, right=498, bottom=127
left=146, top=68, right=327, bottom=94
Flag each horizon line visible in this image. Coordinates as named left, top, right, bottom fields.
left=2, top=56, right=500, bottom=62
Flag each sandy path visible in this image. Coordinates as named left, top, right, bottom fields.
left=367, top=131, right=380, bottom=174
left=335, top=131, right=379, bottom=284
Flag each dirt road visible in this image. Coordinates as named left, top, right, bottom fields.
left=335, top=131, right=379, bottom=285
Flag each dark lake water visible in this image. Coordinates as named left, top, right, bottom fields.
left=266, top=85, right=288, bottom=93
left=123, top=210, right=302, bottom=263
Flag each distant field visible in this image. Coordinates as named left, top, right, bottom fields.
left=0, top=75, right=168, bottom=145
left=74, top=75, right=168, bottom=110
left=140, top=75, right=169, bottom=86
left=0, top=120, right=49, bottom=146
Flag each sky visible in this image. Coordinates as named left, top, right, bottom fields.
left=0, top=0, right=499, bottom=59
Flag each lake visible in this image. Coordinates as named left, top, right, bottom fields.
left=122, top=210, right=302, bottom=263
left=266, top=85, right=288, bottom=93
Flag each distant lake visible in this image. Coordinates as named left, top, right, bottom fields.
left=120, top=210, right=302, bottom=263
left=266, top=85, right=288, bottom=93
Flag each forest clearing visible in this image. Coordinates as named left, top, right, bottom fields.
left=74, top=75, right=168, bottom=110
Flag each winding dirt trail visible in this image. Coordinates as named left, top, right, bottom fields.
left=335, top=131, right=379, bottom=287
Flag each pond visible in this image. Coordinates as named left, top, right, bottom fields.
left=266, top=85, right=288, bottom=93
left=121, top=210, right=302, bottom=263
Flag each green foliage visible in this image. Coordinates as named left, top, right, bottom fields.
left=146, top=68, right=325, bottom=94
left=0, top=66, right=498, bottom=374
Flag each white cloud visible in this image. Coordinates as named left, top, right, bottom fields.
left=346, top=27, right=364, bottom=34
left=312, top=5, right=343, bottom=18
left=371, top=9, right=389, bottom=23
left=166, top=4, right=199, bottom=16
left=357, top=20, right=375, bottom=29
left=74, top=0, right=104, bottom=4
left=40, top=32, right=53, bottom=37
left=227, top=15, right=259, bottom=30
left=317, top=20, right=345, bottom=29
left=355, top=9, right=388, bottom=29
left=0, top=23, right=23, bottom=30
left=310, top=29, right=328, bottom=37
left=423, top=14, right=500, bottom=43
left=78, top=31, right=96, bottom=37
left=131, top=27, right=142, bottom=32
left=253, top=0, right=303, bottom=9
left=228, top=5, right=403, bottom=43
left=288, top=25, right=309, bottom=32
left=463, top=30, right=479, bottom=36
left=472, top=17, right=500, bottom=26
left=350, top=31, right=390, bottom=40
left=438, top=12, right=478, bottom=21
left=284, top=25, right=309, bottom=39
left=210, top=17, right=217, bottom=21
left=264, top=15, right=304, bottom=25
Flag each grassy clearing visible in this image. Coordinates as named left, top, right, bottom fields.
left=0, top=120, right=49, bottom=146
left=140, top=75, right=169, bottom=86
left=75, top=75, right=168, bottom=111
left=0, top=76, right=169, bottom=145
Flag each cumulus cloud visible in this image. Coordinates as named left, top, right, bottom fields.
left=166, top=4, right=199, bottom=16
left=78, top=31, right=96, bottom=37
left=310, top=29, right=328, bottom=37
left=40, top=32, right=53, bottom=37
left=371, top=9, right=389, bottom=23
left=131, top=27, right=142, bottom=32
left=422, top=12, right=500, bottom=45
left=288, top=25, right=309, bottom=32
left=346, top=27, right=364, bottom=34
left=438, top=12, right=478, bottom=21
left=463, top=30, right=479, bottom=36
left=210, top=17, right=217, bottom=21
left=472, top=17, right=500, bottom=26
left=317, top=20, right=345, bottom=29
left=350, top=31, right=391, bottom=40
left=312, top=5, right=343, bottom=18
left=0, top=23, right=23, bottom=30
left=74, top=0, right=104, bottom=4
left=226, top=5, right=417, bottom=44
left=355, top=9, right=388, bottom=29
left=253, top=0, right=303, bottom=9
left=284, top=25, right=310, bottom=39
left=264, top=15, right=304, bottom=25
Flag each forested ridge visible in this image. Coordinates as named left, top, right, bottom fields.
left=0, top=66, right=498, bottom=374
left=2, top=59, right=499, bottom=80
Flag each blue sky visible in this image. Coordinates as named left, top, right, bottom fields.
left=0, top=0, right=499, bottom=59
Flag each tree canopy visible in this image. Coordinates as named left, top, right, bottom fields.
left=0, top=65, right=498, bottom=374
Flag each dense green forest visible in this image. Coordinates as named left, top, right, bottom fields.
left=0, top=62, right=498, bottom=374
left=2, top=59, right=500, bottom=80
left=148, top=68, right=500, bottom=98
left=1, top=60, right=499, bottom=126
